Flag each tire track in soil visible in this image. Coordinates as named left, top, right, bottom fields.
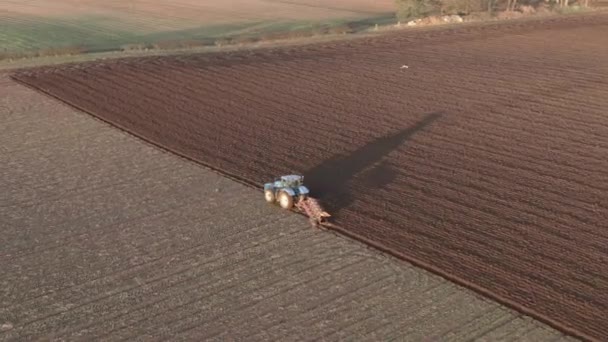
left=112, top=62, right=366, bottom=157
left=27, top=71, right=321, bottom=179
left=0, top=213, right=299, bottom=326
left=11, top=13, right=608, bottom=342
left=372, top=162, right=607, bottom=259
left=379, top=188, right=608, bottom=298
left=105, top=250, right=364, bottom=342
left=412, top=133, right=608, bottom=215
left=7, top=226, right=332, bottom=341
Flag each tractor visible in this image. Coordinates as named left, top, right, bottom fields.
left=264, top=175, right=309, bottom=210
left=264, top=175, right=331, bottom=227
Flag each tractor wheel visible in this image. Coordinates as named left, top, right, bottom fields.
left=264, top=190, right=275, bottom=203
left=278, top=191, right=294, bottom=209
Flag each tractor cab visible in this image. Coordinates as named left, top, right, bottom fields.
left=274, top=175, right=304, bottom=189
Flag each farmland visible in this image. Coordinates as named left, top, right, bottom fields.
left=0, top=74, right=573, bottom=340
left=0, top=0, right=395, bottom=57
left=12, top=12, right=608, bottom=341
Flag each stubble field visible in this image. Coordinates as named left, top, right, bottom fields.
left=11, top=12, right=608, bottom=341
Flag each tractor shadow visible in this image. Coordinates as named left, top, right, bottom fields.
left=303, top=111, right=443, bottom=218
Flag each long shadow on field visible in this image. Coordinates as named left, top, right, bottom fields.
left=304, top=111, right=443, bottom=217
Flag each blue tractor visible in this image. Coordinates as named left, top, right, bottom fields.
left=264, top=175, right=310, bottom=210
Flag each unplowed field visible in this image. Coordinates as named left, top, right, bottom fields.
left=12, top=13, right=608, bottom=341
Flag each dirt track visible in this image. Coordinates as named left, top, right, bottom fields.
left=0, top=76, right=573, bottom=341
left=11, top=13, right=608, bottom=341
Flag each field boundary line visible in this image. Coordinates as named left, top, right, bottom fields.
left=8, top=76, right=266, bottom=189
left=8, top=72, right=596, bottom=342
left=322, top=220, right=596, bottom=342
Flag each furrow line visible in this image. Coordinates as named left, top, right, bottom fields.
left=112, top=251, right=363, bottom=342
left=4, top=215, right=305, bottom=333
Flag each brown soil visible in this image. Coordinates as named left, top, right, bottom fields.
left=11, top=13, right=608, bottom=342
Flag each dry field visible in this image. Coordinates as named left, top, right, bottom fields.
left=1, top=0, right=395, bottom=20
left=0, top=0, right=396, bottom=56
left=0, top=75, right=572, bottom=340
left=12, top=12, right=608, bottom=341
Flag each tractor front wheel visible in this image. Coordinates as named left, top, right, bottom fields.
left=278, top=191, right=294, bottom=209
left=264, top=190, right=275, bottom=203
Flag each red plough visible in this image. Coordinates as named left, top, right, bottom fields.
left=296, top=197, right=331, bottom=228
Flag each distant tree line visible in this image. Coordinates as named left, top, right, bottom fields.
left=395, top=0, right=590, bottom=21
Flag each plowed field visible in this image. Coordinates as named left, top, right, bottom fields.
left=11, top=13, right=608, bottom=341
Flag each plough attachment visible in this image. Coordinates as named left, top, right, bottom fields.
left=296, top=197, right=331, bottom=228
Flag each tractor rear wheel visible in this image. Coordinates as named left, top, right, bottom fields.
left=278, top=191, right=294, bottom=209
left=264, top=190, right=275, bottom=203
